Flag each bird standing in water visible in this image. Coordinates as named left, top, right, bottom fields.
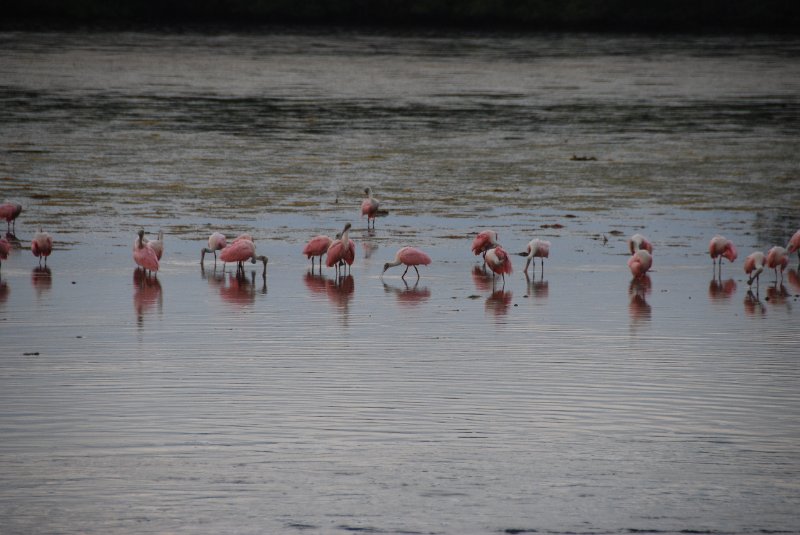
left=0, top=203, right=22, bottom=234
left=709, top=235, right=737, bottom=276
left=744, top=251, right=766, bottom=287
left=219, top=237, right=268, bottom=278
left=303, top=234, right=333, bottom=272
left=201, top=232, right=227, bottom=265
left=628, top=233, right=653, bottom=254
left=787, top=229, right=800, bottom=264
left=326, top=223, right=355, bottom=275
left=766, top=246, right=788, bottom=282
left=520, top=238, right=551, bottom=276
left=361, top=188, right=380, bottom=229
left=628, top=249, right=652, bottom=279
left=382, top=246, right=432, bottom=280
left=133, top=229, right=159, bottom=274
left=485, top=246, right=513, bottom=283
left=31, top=228, right=53, bottom=266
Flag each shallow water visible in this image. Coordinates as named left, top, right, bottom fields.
left=1, top=29, right=799, bottom=534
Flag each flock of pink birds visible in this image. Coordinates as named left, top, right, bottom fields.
left=2, top=194, right=800, bottom=289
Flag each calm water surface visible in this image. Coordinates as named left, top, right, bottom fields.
left=0, top=29, right=799, bottom=534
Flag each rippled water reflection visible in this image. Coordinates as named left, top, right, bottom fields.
left=1, top=29, right=799, bottom=534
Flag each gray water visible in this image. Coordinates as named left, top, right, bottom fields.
left=0, top=29, right=799, bottom=534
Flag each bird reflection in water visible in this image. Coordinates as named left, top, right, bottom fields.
left=524, top=272, right=549, bottom=300
left=485, top=289, right=513, bottom=317
left=471, top=265, right=493, bottom=293
left=361, top=235, right=378, bottom=261
left=31, top=266, right=52, bottom=298
left=628, top=274, right=652, bottom=325
left=133, top=268, right=162, bottom=328
left=382, top=278, right=431, bottom=307
left=708, top=277, right=737, bottom=302
left=744, top=289, right=766, bottom=316
left=219, top=270, right=267, bottom=307
left=765, top=283, right=791, bottom=310
left=0, top=276, right=8, bottom=305
left=787, top=269, right=800, bottom=294
left=303, top=271, right=355, bottom=318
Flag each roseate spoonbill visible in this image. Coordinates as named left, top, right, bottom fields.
left=787, top=229, right=800, bottom=263
left=519, top=238, right=551, bottom=275
left=0, top=237, right=10, bottom=270
left=628, top=249, right=652, bottom=279
left=766, top=246, right=788, bottom=282
left=303, top=234, right=333, bottom=272
left=709, top=235, right=737, bottom=272
left=326, top=223, right=355, bottom=275
left=471, top=230, right=499, bottom=257
left=485, top=246, right=513, bottom=282
left=219, top=237, right=268, bottom=278
left=31, top=228, right=53, bottom=266
left=361, top=188, right=380, bottom=229
left=146, top=230, right=164, bottom=260
left=201, top=232, right=227, bottom=265
left=134, top=229, right=159, bottom=273
left=0, top=203, right=22, bottom=233
left=382, top=246, right=432, bottom=279
left=743, top=251, right=766, bottom=287
left=232, top=233, right=253, bottom=244
left=628, top=233, right=653, bottom=254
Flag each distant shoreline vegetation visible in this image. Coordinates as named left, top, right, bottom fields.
left=4, top=0, right=800, bottom=32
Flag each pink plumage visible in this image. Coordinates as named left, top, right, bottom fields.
left=303, top=235, right=333, bottom=258
left=133, top=238, right=159, bottom=272
left=0, top=202, right=22, bottom=232
left=709, top=235, right=737, bottom=263
left=0, top=238, right=10, bottom=260
left=220, top=238, right=256, bottom=264
left=485, top=246, right=512, bottom=276
left=744, top=251, right=765, bottom=286
left=471, top=230, right=499, bottom=256
left=787, top=229, right=800, bottom=255
left=628, top=250, right=652, bottom=278
left=361, top=188, right=380, bottom=228
left=208, top=232, right=227, bottom=251
left=383, top=246, right=432, bottom=278
left=326, top=223, right=355, bottom=270
left=31, top=229, right=53, bottom=265
left=766, top=246, right=789, bottom=279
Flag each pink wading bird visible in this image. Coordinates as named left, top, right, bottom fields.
left=31, top=228, right=53, bottom=266
left=787, top=229, right=800, bottom=264
left=201, top=232, right=227, bottom=265
left=519, top=238, right=551, bottom=276
left=484, top=246, right=513, bottom=283
left=219, top=236, right=268, bottom=278
left=0, top=202, right=22, bottom=234
left=743, top=251, right=766, bottom=288
left=382, top=246, right=432, bottom=280
left=0, top=237, right=10, bottom=270
left=133, top=229, right=159, bottom=274
left=361, top=188, right=380, bottom=229
left=708, top=235, right=737, bottom=273
left=326, top=223, right=355, bottom=276
left=628, top=233, right=653, bottom=254
left=766, top=246, right=789, bottom=282
left=303, top=234, right=333, bottom=272
left=628, top=249, right=653, bottom=279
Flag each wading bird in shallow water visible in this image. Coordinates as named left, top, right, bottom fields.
left=787, top=229, right=800, bottom=264
left=382, top=246, right=432, bottom=280
left=766, top=246, right=788, bottom=283
left=201, top=232, right=227, bottom=265
left=628, top=249, right=652, bottom=279
left=326, top=223, right=355, bottom=276
left=708, top=235, right=737, bottom=274
left=31, top=228, right=53, bottom=266
left=519, top=238, right=551, bottom=276
left=303, top=234, right=333, bottom=272
left=0, top=237, right=10, bottom=269
left=133, top=229, right=159, bottom=274
left=628, top=233, right=653, bottom=254
left=0, top=202, right=22, bottom=234
left=471, top=230, right=500, bottom=258
left=361, top=187, right=380, bottom=229
left=485, top=246, right=513, bottom=283
left=744, top=251, right=766, bottom=288
left=219, top=237, right=268, bottom=278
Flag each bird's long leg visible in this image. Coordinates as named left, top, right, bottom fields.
left=414, top=266, right=420, bottom=279
left=541, top=260, right=544, bottom=278
left=401, top=265, right=409, bottom=279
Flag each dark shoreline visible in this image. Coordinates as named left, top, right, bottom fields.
left=3, top=0, right=800, bottom=34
